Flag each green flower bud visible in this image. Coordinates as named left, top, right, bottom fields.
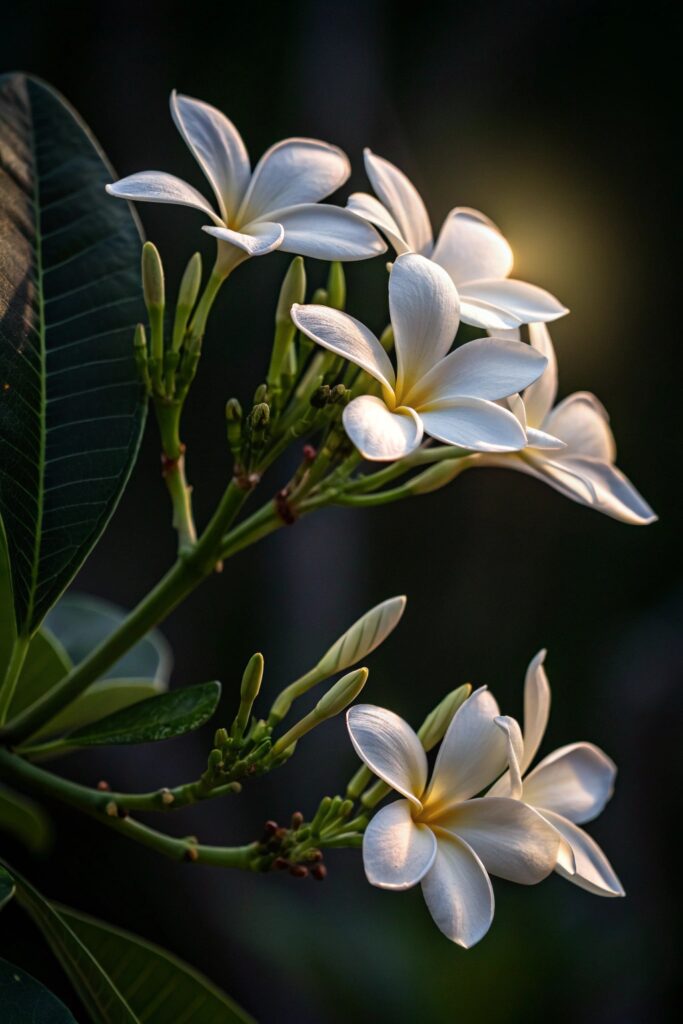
left=276, top=257, right=306, bottom=325
left=417, top=683, right=472, bottom=751
left=315, top=667, right=368, bottom=720
left=326, top=261, right=346, bottom=310
left=407, top=456, right=471, bottom=495
left=379, top=325, right=394, bottom=353
left=141, top=241, right=165, bottom=312
left=312, top=287, right=328, bottom=304
left=172, top=252, right=202, bottom=352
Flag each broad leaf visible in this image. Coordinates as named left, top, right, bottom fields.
left=0, top=957, right=77, bottom=1023
left=45, top=592, right=172, bottom=683
left=68, top=681, right=221, bottom=745
left=0, top=864, right=14, bottom=909
left=0, top=784, right=52, bottom=852
left=8, top=626, right=72, bottom=718
left=30, top=678, right=164, bottom=743
left=61, top=907, right=255, bottom=1023
left=9, top=867, right=137, bottom=1023
left=0, top=518, right=17, bottom=679
left=0, top=73, right=146, bottom=637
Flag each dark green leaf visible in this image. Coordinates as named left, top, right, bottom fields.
left=9, top=867, right=137, bottom=1023
left=0, top=957, right=77, bottom=1023
left=8, top=626, right=71, bottom=719
left=0, top=864, right=15, bottom=909
left=0, top=517, right=17, bottom=679
left=61, top=907, right=255, bottom=1023
left=45, top=592, right=171, bottom=683
left=0, top=73, right=146, bottom=636
left=30, top=678, right=164, bottom=743
left=0, top=785, right=52, bottom=852
left=68, top=681, right=221, bottom=746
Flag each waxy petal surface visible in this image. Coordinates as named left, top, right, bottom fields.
left=347, top=704, right=428, bottom=809
left=421, top=831, right=494, bottom=948
left=523, top=742, right=616, bottom=824
left=362, top=799, right=437, bottom=889
left=343, top=397, right=423, bottom=461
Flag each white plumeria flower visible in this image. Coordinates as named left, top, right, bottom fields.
left=481, top=323, right=657, bottom=524
left=488, top=650, right=624, bottom=897
left=291, top=253, right=547, bottom=461
left=346, top=149, right=568, bottom=330
left=347, top=689, right=561, bottom=947
left=106, top=92, right=386, bottom=277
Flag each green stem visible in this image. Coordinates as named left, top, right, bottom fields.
left=163, top=451, right=197, bottom=555
left=0, top=481, right=250, bottom=745
left=187, top=268, right=225, bottom=342
left=348, top=444, right=469, bottom=494
left=0, top=635, right=30, bottom=725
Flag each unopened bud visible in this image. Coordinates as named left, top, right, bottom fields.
left=250, top=402, right=270, bottom=429
left=315, top=667, right=368, bottom=721
left=172, top=252, right=202, bottom=351
left=276, top=257, right=306, bottom=325
left=311, top=864, right=327, bottom=880
left=407, top=456, right=470, bottom=496
left=232, top=652, right=264, bottom=739
left=142, top=241, right=165, bottom=311
left=311, top=384, right=331, bottom=408
left=326, top=261, right=346, bottom=310
left=330, top=384, right=349, bottom=404
left=417, top=684, right=472, bottom=751
left=253, top=383, right=268, bottom=405
left=312, top=287, right=328, bottom=304
left=379, top=325, right=394, bottom=352
left=213, top=727, right=229, bottom=748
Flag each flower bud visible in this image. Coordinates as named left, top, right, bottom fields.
left=231, top=655, right=264, bottom=743
left=315, top=667, right=368, bottom=720
left=225, top=398, right=243, bottom=457
left=275, top=257, right=306, bottom=325
left=379, top=325, right=394, bottom=353
left=172, top=252, right=202, bottom=352
left=407, top=456, right=470, bottom=496
left=326, top=261, right=346, bottom=310
left=312, top=287, right=328, bottom=304
left=133, top=324, right=151, bottom=393
left=316, top=597, right=406, bottom=680
left=141, top=241, right=165, bottom=312
left=417, top=684, right=472, bottom=751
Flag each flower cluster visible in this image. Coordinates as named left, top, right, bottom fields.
left=348, top=651, right=621, bottom=947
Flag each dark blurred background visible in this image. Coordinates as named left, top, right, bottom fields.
left=1, top=1, right=680, bottom=1021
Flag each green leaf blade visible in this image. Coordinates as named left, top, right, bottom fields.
left=69, top=681, right=222, bottom=745
left=0, top=957, right=77, bottom=1022
left=0, top=73, right=146, bottom=635
left=0, top=785, right=52, bottom=852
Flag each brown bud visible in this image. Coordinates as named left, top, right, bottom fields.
left=290, top=811, right=304, bottom=830
left=305, top=848, right=323, bottom=863
left=97, top=780, right=110, bottom=791
left=289, top=864, right=309, bottom=878
left=273, top=857, right=290, bottom=871
left=311, top=864, right=327, bottom=881
left=184, top=845, right=199, bottom=863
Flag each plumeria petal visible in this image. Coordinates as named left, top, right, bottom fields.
left=421, top=830, right=494, bottom=948
left=525, top=427, right=567, bottom=450
left=517, top=453, right=600, bottom=506
left=271, top=204, right=387, bottom=260
left=521, top=649, right=551, bottom=773
left=406, top=336, right=547, bottom=406
left=389, top=254, right=460, bottom=397
left=170, top=92, right=250, bottom=222
left=459, top=296, right=525, bottom=331
left=106, top=171, right=223, bottom=225
left=462, top=279, right=568, bottom=326
left=419, top=398, right=528, bottom=453
left=203, top=221, right=284, bottom=255
left=346, top=704, right=428, bottom=810
left=290, top=305, right=395, bottom=390
left=238, top=138, right=350, bottom=224
left=362, top=800, right=437, bottom=889
left=432, top=208, right=514, bottom=286
left=346, top=192, right=410, bottom=253
left=540, top=810, right=624, bottom=897
left=544, top=393, right=616, bottom=461
left=364, top=150, right=433, bottom=255
left=523, top=323, right=558, bottom=427
left=534, top=455, right=657, bottom=524
left=523, top=742, right=616, bottom=824
left=343, top=396, right=423, bottom=461
left=494, top=716, right=524, bottom=798
left=438, top=797, right=560, bottom=884
left=424, top=688, right=507, bottom=811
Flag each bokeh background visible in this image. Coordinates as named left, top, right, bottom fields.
left=1, top=1, right=679, bottom=1021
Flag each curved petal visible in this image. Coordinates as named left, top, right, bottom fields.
left=203, top=221, right=284, bottom=255
left=523, top=742, right=616, bottom=824
left=419, top=398, right=528, bottom=453
left=421, top=830, right=494, bottom=948
left=389, top=254, right=460, bottom=398
left=439, top=798, right=560, bottom=884
left=271, top=204, right=386, bottom=260
left=525, top=427, right=567, bottom=450
left=459, top=296, right=524, bottom=331
left=521, top=649, right=551, bottom=773
left=462, top=279, right=568, bottom=326
left=362, top=800, right=437, bottom=889
left=364, top=149, right=433, bottom=255
left=343, top=396, right=423, bottom=461
left=106, top=171, right=223, bottom=225
left=520, top=453, right=600, bottom=506
left=238, top=138, right=350, bottom=223
left=541, top=455, right=657, bottom=525
left=346, top=192, right=410, bottom=253
left=170, top=92, right=250, bottom=222
left=522, top=323, right=558, bottom=427
left=346, top=704, right=428, bottom=809
left=290, top=305, right=395, bottom=390
left=494, top=716, right=524, bottom=798
left=544, top=393, right=616, bottom=461
left=541, top=810, right=624, bottom=897
left=424, top=688, right=506, bottom=811
left=432, top=208, right=514, bottom=286
left=407, top=336, right=547, bottom=406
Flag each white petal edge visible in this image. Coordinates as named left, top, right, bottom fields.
left=523, top=742, right=617, bottom=824
left=364, top=149, right=433, bottom=255
left=270, top=204, right=387, bottom=260
left=290, top=304, right=395, bottom=390
left=439, top=797, right=560, bottom=884
left=494, top=716, right=524, bottom=797
left=170, top=91, right=250, bottom=223
left=203, top=221, right=284, bottom=255
left=523, top=322, right=558, bottom=427
left=462, top=279, right=569, bottom=326
left=362, top=799, right=437, bottom=889
left=343, top=396, right=423, bottom=461
left=238, top=138, right=350, bottom=224
left=540, top=810, right=625, bottom=897
left=424, top=688, right=506, bottom=811
left=544, top=392, right=616, bottom=461
left=521, top=648, right=551, bottom=773
left=389, top=254, right=460, bottom=398
left=432, top=208, right=514, bottom=286
left=525, top=427, right=567, bottom=450
left=541, top=455, right=657, bottom=525
left=346, top=704, right=428, bottom=810
left=346, top=192, right=410, bottom=254
left=419, top=398, right=528, bottom=453
left=421, top=829, right=494, bottom=948
left=106, top=171, right=223, bottom=225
